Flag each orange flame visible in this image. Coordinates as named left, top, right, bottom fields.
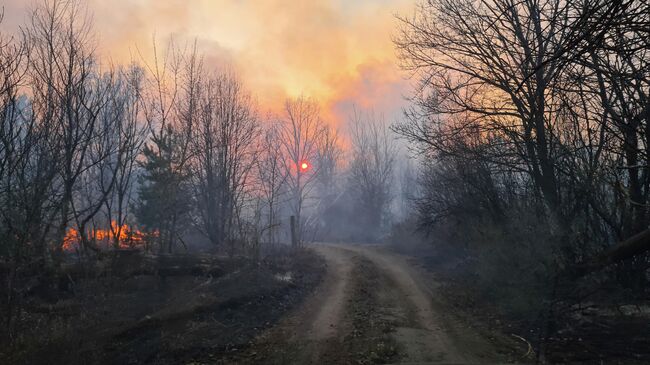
left=62, top=221, right=154, bottom=252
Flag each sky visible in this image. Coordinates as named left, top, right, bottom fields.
left=3, top=0, right=414, bottom=128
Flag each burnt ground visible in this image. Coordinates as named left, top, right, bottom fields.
left=1, top=250, right=325, bottom=365
left=6, top=242, right=644, bottom=365
left=402, top=245, right=650, bottom=364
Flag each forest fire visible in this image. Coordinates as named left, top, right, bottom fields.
left=1, top=0, right=649, bottom=363
left=62, top=221, right=150, bottom=252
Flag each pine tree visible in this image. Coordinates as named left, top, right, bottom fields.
left=135, top=125, right=191, bottom=253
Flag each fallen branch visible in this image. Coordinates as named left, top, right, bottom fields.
left=571, top=228, right=650, bottom=279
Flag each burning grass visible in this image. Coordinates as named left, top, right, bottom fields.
left=62, top=221, right=156, bottom=252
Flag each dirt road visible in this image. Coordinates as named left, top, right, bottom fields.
left=245, top=243, right=520, bottom=364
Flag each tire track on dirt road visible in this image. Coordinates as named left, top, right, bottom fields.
left=237, top=244, right=355, bottom=364
left=240, top=243, right=513, bottom=364
left=342, top=244, right=492, bottom=364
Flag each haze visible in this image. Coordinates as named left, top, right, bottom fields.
left=1, top=0, right=649, bottom=364
left=3, top=0, right=411, bottom=126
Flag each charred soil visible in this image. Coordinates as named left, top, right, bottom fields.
left=405, top=245, right=650, bottom=364
left=0, top=250, right=325, bottom=365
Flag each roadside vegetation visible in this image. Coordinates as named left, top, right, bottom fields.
left=391, top=0, right=650, bottom=363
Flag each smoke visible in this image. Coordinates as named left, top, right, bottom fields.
left=2, top=0, right=413, bottom=128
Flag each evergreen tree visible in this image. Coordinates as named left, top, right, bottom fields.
left=135, top=125, right=191, bottom=253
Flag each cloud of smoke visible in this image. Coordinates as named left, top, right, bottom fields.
left=2, top=0, right=413, bottom=127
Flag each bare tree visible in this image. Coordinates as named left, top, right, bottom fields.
left=312, top=125, right=342, bottom=239
left=187, top=66, right=260, bottom=249
left=348, top=109, right=397, bottom=239
left=257, top=122, right=288, bottom=247
left=394, top=0, right=591, bottom=224
left=315, top=125, right=341, bottom=202
left=575, top=0, right=650, bottom=286
left=103, top=66, right=147, bottom=249
left=278, top=97, right=326, bottom=247
left=0, top=9, right=37, bottom=338
left=27, top=0, right=110, bottom=261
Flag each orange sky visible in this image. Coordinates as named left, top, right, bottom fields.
left=4, top=0, right=413, bottom=128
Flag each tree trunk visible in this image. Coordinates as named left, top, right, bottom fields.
left=290, top=215, right=298, bottom=249
left=572, top=228, right=650, bottom=278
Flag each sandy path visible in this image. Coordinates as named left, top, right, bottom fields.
left=294, top=244, right=354, bottom=341
left=250, top=243, right=503, bottom=364
left=343, top=244, right=488, bottom=364
left=246, top=244, right=355, bottom=364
